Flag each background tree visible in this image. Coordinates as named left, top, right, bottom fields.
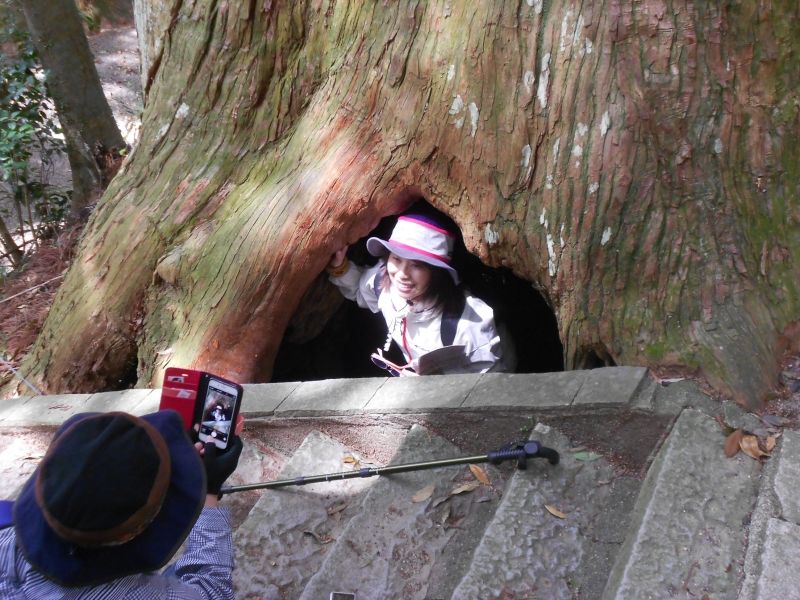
left=0, top=5, right=68, bottom=269
left=19, top=0, right=125, bottom=219
left=5, top=0, right=799, bottom=409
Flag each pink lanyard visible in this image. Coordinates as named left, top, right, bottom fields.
left=400, top=317, right=413, bottom=359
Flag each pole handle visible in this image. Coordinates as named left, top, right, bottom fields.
left=487, top=441, right=560, bottom=469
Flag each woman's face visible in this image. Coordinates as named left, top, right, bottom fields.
left=386, top=253, right=433, bottom=301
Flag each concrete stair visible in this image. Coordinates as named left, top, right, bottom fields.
left=230, top=421, right=644, bottom=599
left=601, top=409, right=762, bottom=599
left=225, top=405, right=792, bottom=599
left=234, top=431, right=377, bottom=599
left=451, top=423, right=640, bottom=600
left=2, top=371, right=797, bottom=599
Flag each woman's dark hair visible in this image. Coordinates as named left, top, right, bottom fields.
left=379, top=259, right=465, bottom=315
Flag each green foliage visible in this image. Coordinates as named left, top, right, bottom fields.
left=0, top=12, right=68, bottom=268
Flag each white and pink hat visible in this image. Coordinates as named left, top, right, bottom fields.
left=367, top=214, right=460, bottom=283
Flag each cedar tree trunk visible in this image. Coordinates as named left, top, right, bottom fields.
left=7, top=0, right=800, bottom=410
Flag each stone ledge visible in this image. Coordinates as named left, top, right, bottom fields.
left=0, top=369, right=656, bottom=426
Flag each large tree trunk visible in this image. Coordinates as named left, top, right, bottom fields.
left=20, top=0, right=125, bottom=218
left=6, top=1, right=799, bottom=409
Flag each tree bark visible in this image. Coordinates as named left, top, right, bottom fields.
left=19, top=0, right=125, bottom=219
left=7, top=0, right=799, bottom=409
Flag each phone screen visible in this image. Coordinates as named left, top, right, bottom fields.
left=198, top=377, right=240, bottom=449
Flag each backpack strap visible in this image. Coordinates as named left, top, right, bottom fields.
left=373, top=268, right=384, bottom=300
left=0, top=500, right=13, bottom=530
left=441, top=294, right=466, bottom=346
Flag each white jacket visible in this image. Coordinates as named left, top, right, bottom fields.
left=330, top=262, right=513, bottom=374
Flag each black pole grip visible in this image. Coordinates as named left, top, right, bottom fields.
left=536, top=446, right=560, bottom=465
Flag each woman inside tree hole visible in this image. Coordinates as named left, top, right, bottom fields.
left=272, top=201, right=564, bottom=382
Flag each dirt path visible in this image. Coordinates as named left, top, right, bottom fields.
left=87, top=20, right=143, bottom=145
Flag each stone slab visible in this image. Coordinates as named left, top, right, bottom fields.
left=773, top=430, right=800, bottom=525
left=84, top=388, right=158, bottom=414
left=572, top=366, right=649, bottom=406
left=276, top=377, right=385, bottom=413
left=651, top=379, right=719, bottom=416
left=241, top=381, right=300, bottom=415
left=463, top=371, right=585, bottom=409
left=602, top=409, right=761, bottom=600
left=750, top=518, right=800, bottom=599
left=134, top=392, right=160, bottom=415
left=738, top=438, right=780, bottom=600
left=451, top=423, right=640, bottom=600
left=0, top=435, right=50, bottom=499
left=234, top=431, right=375, bottom=600
left=298, top=424, right=500, bottom=600
left=0, top=394, right=91, bottom=425
left=365, top=373, right=477, bottom=411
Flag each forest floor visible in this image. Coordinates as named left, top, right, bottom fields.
left=0, top=17, right=799, bottom=432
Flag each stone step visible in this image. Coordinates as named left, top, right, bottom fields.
left=297, top=424, right=507, bottom=600
left=233, top=430, right=377, bottom=599
left=0, top=432, right=49, bottom=500
left=602, top=409, right=762, bottom=600
left=739, top=429, right=800, bottom=599
left=450, top=422, right=641, bottom=599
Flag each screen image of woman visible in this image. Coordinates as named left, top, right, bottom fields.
left=200, top=390, right=233, bottom=441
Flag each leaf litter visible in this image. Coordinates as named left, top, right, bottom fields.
left=545, top=504, right=567, bottom=519
left=724, top=428, right=778, bottom=460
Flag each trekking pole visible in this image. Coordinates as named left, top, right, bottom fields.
left=221, top=440, right=559, bottom=495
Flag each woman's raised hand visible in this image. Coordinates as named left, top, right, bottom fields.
left=329, top=245, right=349, bottom=268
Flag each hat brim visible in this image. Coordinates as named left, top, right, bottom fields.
left=366, top=238, right=460, bottom=284
left=14, top=410, right=206, bottom=587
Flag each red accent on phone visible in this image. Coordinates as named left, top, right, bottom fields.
left=159, top=368, right=203, bottom=432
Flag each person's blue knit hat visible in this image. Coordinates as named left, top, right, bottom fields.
left=13, top=410, right=205, bottom=586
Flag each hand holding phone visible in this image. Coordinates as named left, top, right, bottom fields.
left=203, top=436, right=243, bottom=496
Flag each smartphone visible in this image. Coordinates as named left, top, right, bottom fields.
left=197, top=374, right=243, bottom=450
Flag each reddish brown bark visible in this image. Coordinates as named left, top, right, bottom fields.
left=5, top=0, right=799, bottom=410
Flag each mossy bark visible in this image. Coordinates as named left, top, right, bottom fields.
left=9, top=0, right=800, bottom=409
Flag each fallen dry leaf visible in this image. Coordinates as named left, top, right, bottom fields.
left=545, top=504, right=567, bottom=519
left=412, top=483, right=435, bottom=503
left=739, top=435, right=769, bottom=459
left=450, top=481, right=481, bottom=496
left=326, top=502, right=348, bottom=516
left=764, top=436, right=777, bottom=453
left=445, top=513, right=466, bottom=529
left=342, top=455, right=360, bottom=469
left=469, top=464, right=491, bottom=485
left=573, top=451, right=601, bottom=462
left=761, top=414, right=788, bottom=428
left=431, top=495, right=450, bottom=508
left=724, top=429, right=744, bottom=458
left=437, top=504, right=451, bottom=526
left=303, top=530, right=333, bottom=544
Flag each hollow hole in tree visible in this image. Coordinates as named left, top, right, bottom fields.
left=272, top=199, right=564, bottom=382
left=576, top=345, right=617, bottom=369
left=102, top=344, right=138, bottom=391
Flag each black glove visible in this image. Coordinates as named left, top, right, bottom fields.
left=204, top=436, right=243, bottom=497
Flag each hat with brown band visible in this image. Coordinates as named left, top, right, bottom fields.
left=13, top=410, right=205, bottom=586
